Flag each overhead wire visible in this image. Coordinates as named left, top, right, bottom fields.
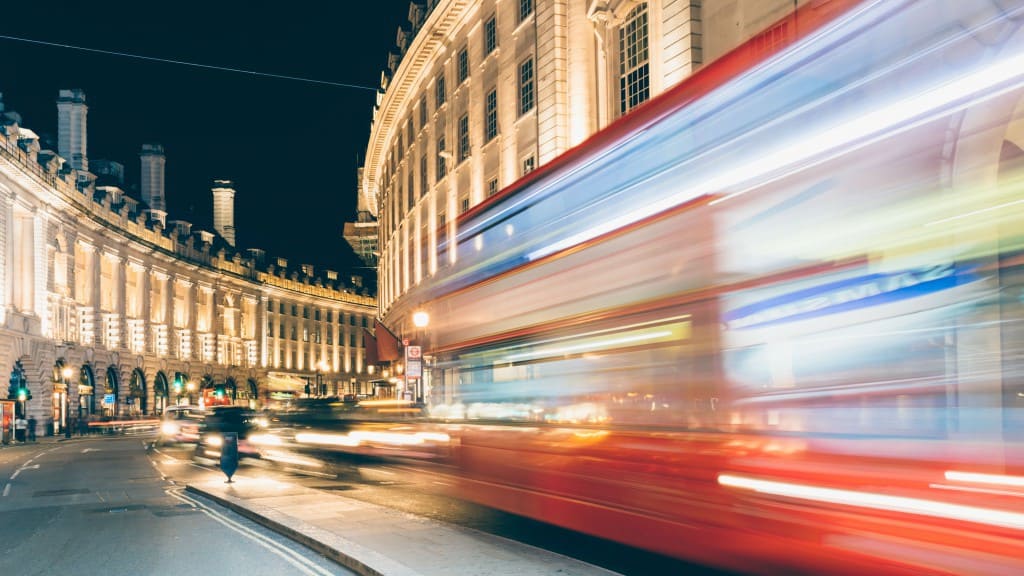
left=0, top=33, right=378, bottom=92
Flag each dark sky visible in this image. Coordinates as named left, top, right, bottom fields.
left=1, top=0, right=410, bottom=274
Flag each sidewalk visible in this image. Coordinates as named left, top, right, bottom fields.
left=187, top=476, right=622, bottom=576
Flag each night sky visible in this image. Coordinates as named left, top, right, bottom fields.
left=1, top=0, right=411, bottom=275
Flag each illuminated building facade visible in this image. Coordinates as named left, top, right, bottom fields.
left=0, top=90, right=376, bottom=434
left=362, top=0, right=804, bottom=333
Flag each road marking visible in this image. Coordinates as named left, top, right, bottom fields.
left=2, top=483, right=10, bottom=497
left=10, top=470, right=19, bottom=480
left=82, top=448, right=101, bottom=453
left=167, top=488, right=340, bottom=576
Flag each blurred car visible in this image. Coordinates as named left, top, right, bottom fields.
left=156, top=405, right=204, bottom=445
left=195, top=406, right=261, bottom=459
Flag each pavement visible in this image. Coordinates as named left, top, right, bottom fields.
left=186, top=475, right=623, bottom=576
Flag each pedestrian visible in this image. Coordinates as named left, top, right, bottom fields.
left=14, top=416, right=26, bottom=443
left=27, top=416, right=36, bottom=441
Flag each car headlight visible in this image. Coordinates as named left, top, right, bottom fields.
left=161, top=422, right=180, bottom=435
left=206, top=435, right=223, bottom=447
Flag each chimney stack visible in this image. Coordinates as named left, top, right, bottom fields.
left=212, top=179, right=236, bottom=246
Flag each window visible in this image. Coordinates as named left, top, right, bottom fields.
left=278, top=323, right=285, bottom=338
left=303, top=306, right=309, bottom=319
left=458, top=114, right=470, bottom=162
left=279, top=303, right=285, bottom=314
left=290, top=326, right=297, bottom=340
left=314, top=309, right=321, bottom=321
left=484, top=88, right=498, bottom=142
left=350, top=315, right=357, bottom=326
left=420, top=154, right=428, bottom=194
left=302, top=328, right=309, bottom=342
left=350, top=334, right=357, bottom=347
left=437, top=135, right=448, bottom=178
left=518, top=58, right=535, bottom=116
left=326, top=310, right=333, bottom=323
left=487, top=177, right=499, bottom=197
left=484, top=16, right=497, bottom=55
left=407, top=118, right=414, bottom=145
left=420, top=95, right=428, bottom=126
left=619, top=3, right=650, bottom=115
left=458, top=47, right=469, bottom=83
left=291, top=304, right=298, bottom=316
left=461, top=196, right=470, bottom=214
left=267, top=300, right=273, bottom=311
left=519, top=0, right=533, bottom=23
left=522, top=155, right=535, bottom=175
left=436, top=74, right=446, bottom=106
left=408, top=172, right=415, bottom=209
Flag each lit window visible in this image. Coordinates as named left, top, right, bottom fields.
left=484, top=16, right=497, bottom=55
left=618, top=3, right=650, bottom=115
left=458, top=114, right=470, bottom=162
left=518, top=58, right=535, bottom=116
left=484, top=88, right=498, bottom=142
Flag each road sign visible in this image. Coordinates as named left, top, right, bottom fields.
left=103, top=394, right=115, bottom=405
left=407, top=358, right=422, bottom=378
left=407, top=346, right=421, bottom=359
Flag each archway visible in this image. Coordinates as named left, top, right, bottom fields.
left=78, top=364, right=96, bottom=420
left=247, top=378, right=259, bottom=409
left=105, top=366, right=120, bottom=417
left=154, top=372, right=169, bottom=414
left=129, top=369, right=147, bottom=415
left=52, top=359, right=74, bottom=436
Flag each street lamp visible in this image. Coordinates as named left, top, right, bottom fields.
left=186, top=380, right=197, bottom=405
left=62, top=366, right=73, bottom=438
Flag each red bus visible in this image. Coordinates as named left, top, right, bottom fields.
left=390, top=0, right=1024, bottom=574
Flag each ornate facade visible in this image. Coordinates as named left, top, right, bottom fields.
left=1, top=91, right=377, bottom=435
left=361, top=0, right=810, bottom=333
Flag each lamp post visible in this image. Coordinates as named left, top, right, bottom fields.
left=62, top=366, right=73, bottom=438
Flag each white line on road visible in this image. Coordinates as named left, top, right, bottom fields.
left=167, top=488, right=341, bottom=576
left=10, top=469, right=19, bottom=480
left=2, top=483, right=10, bottom=497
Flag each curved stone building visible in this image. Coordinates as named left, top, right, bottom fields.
left=0, top=90, right=376, bottom=435
left=362, top=0, right=819, bottom=333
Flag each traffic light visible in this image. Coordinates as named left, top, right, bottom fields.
left=173, top=374, right=183, bottom=394
left=213, top=387, right=225, bottom=399
left=8, top=364, right=30, bottom=402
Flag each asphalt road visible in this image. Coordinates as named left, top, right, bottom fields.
left=0, top=436, right=353, bottom=576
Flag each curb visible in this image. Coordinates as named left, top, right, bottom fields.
left=185, top=484, right=421, bottom=576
